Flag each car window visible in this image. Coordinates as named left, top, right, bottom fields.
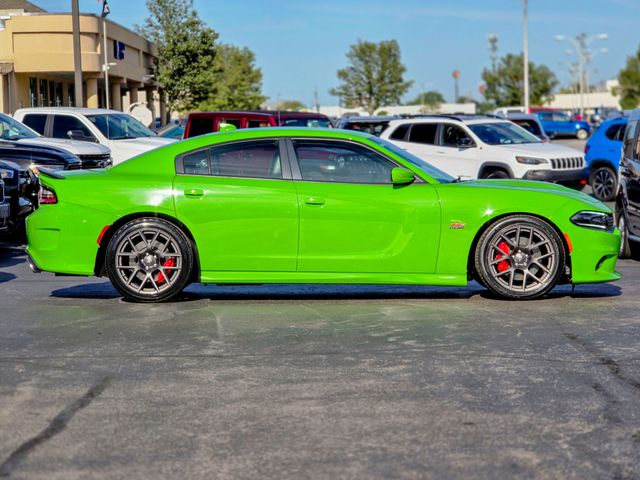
left=211, top=140, right=281, bottom=179
left=538, top=112, right=552, bottom=121
left=552, top=112, right=571, bottom=122
left=512, top=119, right=542, bottom=136
left=617, top=124, right=627, bottom=141
left=408, top=123, right=437, bottom=144
left=87, top=113, right=155, bottom=139
left=468, top=122, right=539, bottom=145
left=343, top=122, right=389, bottom=136
left=605, top=124, right=622, bottom=141
left=280, top=118, right=331, bottom=128
left=389, top=124, right=409, bottom=140
left=21, top=114, right=47, bottom=135
left=623, top=120, right=638, bottom=159
left=634, top=127, right=640, bottom=162
left=220, top=119, right=242, bottom=129
left=292, top=140, right=394, bottom=184
left=52, top=115, right=94, bottom=140
left=188, top=117, right=214, bottom=137
left=182, top=149, right=210, bottom=175
left=0, top=114, right=39, bottom=140
left=438, top=124, right=473, bottom=147
left=247, top=120, right=270, bottom=128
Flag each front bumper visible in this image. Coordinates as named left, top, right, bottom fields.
left=0, top=200, right=10, bottom=232
left=523, top=167, right=588, bottom=183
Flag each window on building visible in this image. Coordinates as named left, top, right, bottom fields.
left=29, top=78, right=37, bottom=108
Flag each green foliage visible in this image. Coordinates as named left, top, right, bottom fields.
left=138, top=0, right=218, bottom=115
left=330, top=40, right=413, bottom=115
left=618, top=46, right=640, bottom=109
left=274, top=100, right=308, bottom=111
left=406, top=90, right=445, bottom=106
left=481, top=53, right=558, bottom=107
left=199, top=44, right=266, bottom=111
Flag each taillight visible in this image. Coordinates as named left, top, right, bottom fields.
left=38, top=185, right=57, bottom=204
left=584, top=145, right=590, bottom=154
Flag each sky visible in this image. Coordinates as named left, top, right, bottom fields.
left=33, top=0, right=638, bottom=106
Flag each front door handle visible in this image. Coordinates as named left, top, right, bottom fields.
left=304, top=196, right=325, bottom=205
left=436, top=150, right=446, bottom=154
left=184, top=188, right=204, bottom=198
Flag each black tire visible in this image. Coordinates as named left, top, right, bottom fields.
left=589, top=166, right=617, bottom=202
left=482, top=169, right=510, bottom=179
left=617, top=210, right=632, bottom=259
left=576, top=129, right=589, bottom=140
left=105, top=218, right=193, bottom=302
left=474, top=215, right=565, bottom=300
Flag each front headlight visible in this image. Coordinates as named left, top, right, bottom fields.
left=0, top=168, right=14, bottom=180
left=516, top=156, right=548, bottom=165
left=571, top=211, right=614, bottom=231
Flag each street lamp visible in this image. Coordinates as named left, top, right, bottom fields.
left=554, top=32, right=608, bottom=118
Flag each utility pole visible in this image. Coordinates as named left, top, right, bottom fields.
left=103, top=19, right=109, bottom=109
left=487, top=34, right=498, bottom=72
left=313, top=87, right=320, bottom=113
left=452, top=70, right=460, bottom=103
left=523, top=0, right=530, bottom=112
left=71, top=0, right=83, bottom=107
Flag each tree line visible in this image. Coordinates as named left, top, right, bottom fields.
left=141, top=1, right=640, bottom=117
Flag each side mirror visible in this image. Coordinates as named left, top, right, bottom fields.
left=457, top=137, right=475, bottom=148
left=67, top=129, right=97, bottom=143
left=391, top=167, right=415, bottom=185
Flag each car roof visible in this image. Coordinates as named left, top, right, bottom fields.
left=15, top=107, right=123, bottom=115
left=506, top=113, right=541, bottom=121
left=341, top=116, right=399, bottom=122
left=187, top=110, right=329, bottom=119
left=384, top=116, right=510, bottom=128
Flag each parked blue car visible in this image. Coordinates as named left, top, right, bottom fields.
left=537, top=111, right=591, bottom=140
left=585, top=117, right=626, bottom=201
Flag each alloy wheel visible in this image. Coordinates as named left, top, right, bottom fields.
left=591, top=168, right=616, bottom=201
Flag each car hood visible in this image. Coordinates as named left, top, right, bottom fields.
left=114, top=137, right=177, bottom=148
left=456, top=178, right=609, bottom=211
left=487, top=142, right=584, bottom=157
left=17, top=137, right=111, bottom=155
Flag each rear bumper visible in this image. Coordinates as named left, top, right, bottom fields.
left=523, top=167, right=588, bottom=183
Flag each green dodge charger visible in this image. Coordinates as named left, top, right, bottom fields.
left=26, top=128, right=620, bottom=302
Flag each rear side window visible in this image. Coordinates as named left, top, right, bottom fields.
left=52, top=115, right=94, bottom=139
left=623, top=120, right=638, bottom=159
left=180, top=141, right=282, bottom=178
left=389, top=124, right=409, bottom=140
left=605, top=123, right=623, bottom=141
left=247, top=120, right=270, bottom=128
left=408, top=123, right=437, bottom=144
left=182, top=149, right=209, bottom=175
left=21, top=114, right=47, bottom=134
left=187, top=117, right=215, bottom=138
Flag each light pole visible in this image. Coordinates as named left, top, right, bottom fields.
left=71, top=0, right=83, bottom=107
left=487, top=34, right=498, bottom=72
left=523, top=0, right=529, bottom=112
left=555, top=33, right=608, bottom=118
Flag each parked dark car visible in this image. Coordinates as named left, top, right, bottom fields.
left=184, top=111, right=332, bottom=139
left=334, top=116, right=399, bottom=136
left=616, top=108, right=640, bottom=258
left=0, top=177, right=10, bottom=233
left=0, top=159, right=39, bottom=237
left=0, top=141, right=82, bottom=173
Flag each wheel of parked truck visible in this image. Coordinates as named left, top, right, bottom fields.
left=617, top=211, right=632, bottom=259
left=482, top=169, right=510, bottom=179
left=576, top=129, right=589, bottom=140
left=105, top=218, right=193, bottom=302
left=589, top=166, right=617, bottom=202
left=474, top=215, right=565, bottom=300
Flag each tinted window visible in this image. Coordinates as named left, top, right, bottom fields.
left=552, top=112, right=571, bottom=122
left=408, top=123, right=437, bottom=144
left=623, top=120, right=638, bottom=159
left=211, top=141, right=281, bottom=179
left=247, top=120, right=270, bottom=128
left=293, top=140, right=394, bottom=184
left=512, top=119, right=542, bottom=136
left=439, top=124, right=474, bottom=147
left=87, top=114, right=154, bottom=139
left=605, top=124, right=622, bottom=141
left=22, top=114, right=47, bottom=135
left=390, top=124, right=409, bottom=140
left=468, top=122, right=539, bottom=145
left=538, top=112, right=552, bottom=121
left=219, top=119, right=242, bottom=129
left=52, top=115, right=94, bottom=139
left=617, top=124, right=627, bottom=141
left=188, top=117, right=214, bottom=138
left=280, top=118, right=331, bottom=128
left=344, top=122, right=389, bottom=136
left=182, top=149, right=209, bottom=175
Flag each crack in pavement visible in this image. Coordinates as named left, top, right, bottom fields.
left=0, top=376, right=111, bottom=477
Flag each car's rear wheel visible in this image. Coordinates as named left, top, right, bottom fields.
left=589, top=166, right=617, bottom=201
left=474, top=215, right=565, bottom=300
left=106, top=218, right=193, bottom=302
left=576, top=129, right=589, bottom=140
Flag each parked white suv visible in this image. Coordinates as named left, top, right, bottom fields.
left=380, top=116, right=587, bottom=183
left=14, top=108, right=176, bottom=165
left=0, top=112, right=111, bottom=168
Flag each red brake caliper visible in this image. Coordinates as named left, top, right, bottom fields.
left=495, top=241, right=511, bottom=273
left=157, top=257, right=175, bottom=284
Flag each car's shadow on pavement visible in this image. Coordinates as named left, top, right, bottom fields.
left=0, top=244, right=26, bottom=270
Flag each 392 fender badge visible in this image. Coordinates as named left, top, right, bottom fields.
left=450, top=223, right=466, bottom=230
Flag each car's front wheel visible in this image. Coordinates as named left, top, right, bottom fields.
left=474, top=215, right=565, bottom=300
left=105, top=218, right=193, bottom=302
left=589, top=165, right=617, bottom=201
left=617, top=211, right=632, bottom=259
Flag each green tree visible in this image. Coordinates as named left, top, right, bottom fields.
left=481, top=53, right=558, bottom=107
left=330, top=40, right=413, bottom=115
left=406, top=90, right=446, bottom=107
left=618, top=46, right=640, bottom=109
left=200, top=44, right=266, bottom=110
left=138, top=0, right=218, bottom=116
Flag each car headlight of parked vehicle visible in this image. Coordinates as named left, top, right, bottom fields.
left=570, top=211, right=614, bottom=231
left=516, top=156, right=548, bottom=165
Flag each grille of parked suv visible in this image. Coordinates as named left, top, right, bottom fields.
left=77, top=153, right=112, bottom=169
left=0, top=183, right=4, bottom=203
left=549, top=157, right=584, bottom=170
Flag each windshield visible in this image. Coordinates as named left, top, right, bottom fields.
left=86, top=113, right=156, bottom=140
left=0, top=114, right=39, bottom=140
left=512, top=119, right=543, bottom=136
left=344, top=121, right=389, bottom=136
left=280, top=118, right=332, bottom=128
left=370, top=136, right=454, bottom=183
left=468, top=122, right=541, bottom=145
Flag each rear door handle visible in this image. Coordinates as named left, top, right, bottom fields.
left=184, top=188, right=204, bottom=198
left=304, top=196, right=325, bottom=205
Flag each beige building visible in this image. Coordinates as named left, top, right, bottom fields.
left=0, top=0, right=165, bottom=121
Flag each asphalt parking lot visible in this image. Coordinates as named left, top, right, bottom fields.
left=1, top=242, right=640, bottom=479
